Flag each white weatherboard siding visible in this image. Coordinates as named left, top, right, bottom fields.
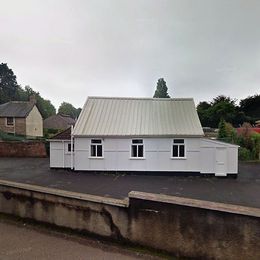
left=50, top=141, right=71, bottom=168
left=74, top=137, right=201, bottom=172
left=200, top=139, right=238, bottom=175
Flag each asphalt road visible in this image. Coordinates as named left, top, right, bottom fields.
left=0, top=216, right=158, bottom=260
left=0, top=158, right=259, bottom=208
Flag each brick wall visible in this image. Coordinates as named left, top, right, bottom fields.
left=0, top=117, right=26, bottom=135
left=0, top=141, right=47, bottom=157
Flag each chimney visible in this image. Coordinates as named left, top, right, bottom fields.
left=29, top=94, right=37, bottom=104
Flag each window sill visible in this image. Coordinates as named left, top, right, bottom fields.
left=88, top=157, right=104, bottom=159
left=129, top=157, right=146, bottom=160
left=171, top=157, right=187, bottom=160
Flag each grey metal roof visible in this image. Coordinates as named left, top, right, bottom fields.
left=73, top=97, right=204, bottom=137
left=0, top=101, right=35, bottom=118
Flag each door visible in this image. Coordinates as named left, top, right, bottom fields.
left=215, top=147, right=227, bottom=176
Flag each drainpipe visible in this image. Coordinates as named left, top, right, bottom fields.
left=71, top=125, right=74, bottom=170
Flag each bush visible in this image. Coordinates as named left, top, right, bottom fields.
left=238, top=147, right=251, bottom=161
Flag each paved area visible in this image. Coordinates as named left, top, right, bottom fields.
left=0, top=216, right=158, bottom=260
left=0, top=158, right=259, bottom=208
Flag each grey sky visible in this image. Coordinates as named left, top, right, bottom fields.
left=1, top=0, right=260, bottom=109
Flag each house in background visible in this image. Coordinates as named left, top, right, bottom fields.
left=0, top=96, right=43, bottom=137
left=49, top=96, right=239, bottom=176
left=44, top=114, right=75, bottom=130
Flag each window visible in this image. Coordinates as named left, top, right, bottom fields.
left=67, top=143, right=74, bottom=152
left=6, top=117, right=14, bottom=126
left=90, top=139, right=103, bottom=157
left=131, top=139, right=144, bottom=158
left=172, top=139, right=185, bottom=158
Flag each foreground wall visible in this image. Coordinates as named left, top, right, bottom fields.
left=0, top=180, right=259, bottom=259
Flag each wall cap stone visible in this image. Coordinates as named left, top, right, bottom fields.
left=128, top=191, right=260, bottom=218
left=0, top=179, right=128, bottom=207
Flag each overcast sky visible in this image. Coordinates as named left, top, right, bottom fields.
left=1, top=0, right=260, bottom=109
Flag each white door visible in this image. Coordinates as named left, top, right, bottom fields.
left=215, top=147, right=227, bottom=176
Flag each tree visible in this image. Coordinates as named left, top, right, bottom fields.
left=0, top=63, right=19, bottom=104
left=58, top=102, right=81, bottom=119
left=218, top=118, right=227, bottom=139
left=21, top=86, right=56, bottom=119
left=153, top=78, right=170, bottom=98
left=197, top=95, right=238, bottom=128
left=239, top=94, right=260, bottom=119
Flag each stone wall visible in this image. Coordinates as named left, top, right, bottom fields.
left=0, top=117, right=26, bottom=135
left=0, top=141, right=47, bottom=157
left=0, top=181, right=259, bottom=259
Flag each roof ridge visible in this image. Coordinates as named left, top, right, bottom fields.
left=88, top=96, right=193, bottom=101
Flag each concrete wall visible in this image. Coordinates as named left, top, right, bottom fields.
left=26, top=106, right=43, bottom=137
left=0, top=141, right=47, bottom=157
left=74, top=137, right=201, bottom=172
left=0, top=181, right=259, bottom=259
left=50, top=141, right=71, bottom=168
left=0, top=117, right=26, bottom=135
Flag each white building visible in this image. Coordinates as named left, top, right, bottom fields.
left=49, top=97, right=239, bottom=176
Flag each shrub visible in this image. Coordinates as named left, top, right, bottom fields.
left=238, top=147, right=251, bottom=161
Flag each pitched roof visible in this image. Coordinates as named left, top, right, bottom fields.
left=51, top=127, right=71, bottom=140
left=73, top=96, right=204, bottom=137
left=0, top=101, right=35, bottom=118
left=43, top=114, right=75, bottom=129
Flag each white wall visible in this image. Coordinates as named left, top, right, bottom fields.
left=74, top=137, right=201, bottom=172
left=50, top=141, right=71, bottom=168
left=26, top=105, right=43, bottom=137
left=200, top=139, right=238, bottom=175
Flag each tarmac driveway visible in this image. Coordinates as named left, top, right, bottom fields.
left=0, top=158, right=259, bottom=208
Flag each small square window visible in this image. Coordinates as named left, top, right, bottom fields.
left=6, top=117, right=14, bottom=126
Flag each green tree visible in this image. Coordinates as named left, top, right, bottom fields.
left=153, top=78, right=170, bottom=98
left=218, top=118, right=227, bottom=139
left=58, top=102, right=81, bottom=119
left=22, top=86, right=56, bottom=119
left=0, top=63, right=19, bottom=104
left=239, top=94, right=260, bottom=119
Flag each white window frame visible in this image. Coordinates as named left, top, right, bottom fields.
left=171, top=139, right=186, bottom=159
left=130, top=139, right=145, bottom=159
left=89, top=139, right=104, bottom=159
left=6, top=117, right=15, bottom=127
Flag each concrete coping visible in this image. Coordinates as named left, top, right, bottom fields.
left=0, top=179, right=128, bottom=208
left=1, top=179, right=260, bottom=217
left=128, top=191, right=260, bottom=218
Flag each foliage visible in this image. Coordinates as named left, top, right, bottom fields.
left=17, top=86, right=56, bottom=119
left=58, top=102, right=81, bottom=119
left=218, top=118, right=227, bottom=139
left=238, top=147, right=251, bottom=161
left=239, top=94, right=260, bottom=119
left=197, top=95, right=258, bottom=128
left=0, top=64, right=56, bottom=119
left=43, top=128, right=60, bottom=139
left=153, top=78, right=170, bottom=98
left=0, top=63, right=19, bottom=104
left=0, top=130, right=26, bottom=141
